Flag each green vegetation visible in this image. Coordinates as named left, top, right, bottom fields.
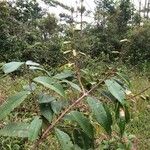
left=0, top=0, right=150, bottom=149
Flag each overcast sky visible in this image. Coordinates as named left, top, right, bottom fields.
left=38, top=0, right=146, bottom=23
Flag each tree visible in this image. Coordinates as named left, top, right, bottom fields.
left=125, top=22, right=150, bottom=65
left=14, top=0, right=44, bottom=23
left=38, top=14, right=58, bottom=41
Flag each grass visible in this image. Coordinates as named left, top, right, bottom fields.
left=0, top=68, right=150, bottom=150
left=127, top=73, right=150, bottom=150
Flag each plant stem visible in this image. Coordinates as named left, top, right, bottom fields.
left=33, top=73, right=112, bottom=149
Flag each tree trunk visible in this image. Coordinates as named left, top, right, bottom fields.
left=139, top=0, right=141, bottom=17
left=147, top=0, right=150, bottom=19
left=144, top=0, right=147, bottom=18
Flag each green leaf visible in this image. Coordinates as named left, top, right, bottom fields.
left=124, top=106, right=130, bottom=123
left=87, top=97, right=112, bottom=135
left=66, top=111, right=94, bottom=138
left=0, top=91, right=30, bottom=121
left=51, top=100, right=63, bottom=114
left=62, top=80, right=81, bottom=92
left=0, top=122, right=30, bottom=138
left=116, top=72, right=130, bottom=87
left=101, top=90, right=117, bottom=102
left=105, top=79, right=125, bottom=105
left=33, top=76, right=65, bottom=97
left=2, top=62, right=24, bottom=74
left=40, top=103, right=53, bottom=122
left=29, top=66, right=51, bottom=76
left=115, top=104, right=130, bottom=136
left=23, top=82, right=37, bottom=92
left=55, top=128, right=74, bottom=150
left=118, top=117, right=126, bottom=137
left=38, top=93, right=55, bottom=104
left=28, top=116, right=42, bottom=141
left=73, top=129, right=94, bottom=150
left=54, top=71, right=73, bottom=80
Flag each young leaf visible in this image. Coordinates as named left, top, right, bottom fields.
left=33, top=76, right=65, bottom=97
left=2, top=62, right=24, bottom=74
left=66, top=111, right=94, bottom=138
left=0, top=122, right=30, bottom=138
left=28, top=116, right=42, bottom=141
left=115, top=104, right=129, bottom=136
left=62, top=80, right=81, bottom=92
left=105, top=79, right=126, bottom=105
left=40, top=103, right=53, bottom=122
left=55, top=128, right=74, bottom=150
left=0, top=91, right=30, bottom=121
left=26, top=60, right=40, bottom=66
left=87, top=97, right=112, bottom=135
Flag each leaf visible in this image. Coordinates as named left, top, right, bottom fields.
left=66, top=111, right=94, bottom=138
left=2, top=62, right=24, bottom=74
left=63, top=50, right=72, bottom=54
left=87, top=97, right=112, bottom=135
left=0, top=122, right=30, bottom=138
left=73, top=129, right=94, bottom=150
left=0, top=91, right=30, bottom=121
left=51, top=101, right=63, bottom=114
left=74, top=145, right=82, bottom=150
left=38, top=93, right=55, bottom=104
left=28, top=116, right=42, bottom=141
left=33, top=76, right=65, bottom=97
left=26, top=60, right=40, bottom=66
left=105, top=79, right=126, bottom=105
left=55, top=128, right=74, bottom=150
left=23, top=82, right=37, bottom=92
left=115, top=104, right=130, bottom=136
left=29, top=66, right=51, bottom=76
left=118, top=117, right=126, bottom=137
left=116, top=72, right=130, bottom=86
left=54, top=71, right=73, bottom=80
left=124, top=106, right=130, bottom=123
left=101, top=90, right=117, bottom=102
left=62, top=80, right=81, bottom=92
left=40, top=104, right=53, bottom=122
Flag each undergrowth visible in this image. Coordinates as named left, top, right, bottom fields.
left=0, top=67, right=149, bottom=150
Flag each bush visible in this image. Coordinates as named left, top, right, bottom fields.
left=125, top=22, right=150, bottom=65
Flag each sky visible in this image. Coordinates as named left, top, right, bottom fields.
left=38, top=0, right=146, bottom=23
left=38, top=0, right=95, bottom=23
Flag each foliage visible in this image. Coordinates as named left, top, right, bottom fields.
left=124, top=21, right=150, bottom=65
left=0, top=0, right=150, bottom=149
left=0, top=60, right=134, bottom=149
left=0, top=0, right=63, bottom=67
left=0, top=0, right=150, bottom=66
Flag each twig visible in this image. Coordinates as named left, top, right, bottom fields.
left=77, top=68, right=85, bottom=93
left=74, top=57, right=85, bottom=94
left=128, top=86, right=150, bottom=100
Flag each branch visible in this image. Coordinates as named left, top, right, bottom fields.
left=74, top=61, right=85, bottom=94
left=43, top=0, right=72, bottom=11
left=128, top=86, right=150, bottom=100
left=33, top=71, right=113, bottom=148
